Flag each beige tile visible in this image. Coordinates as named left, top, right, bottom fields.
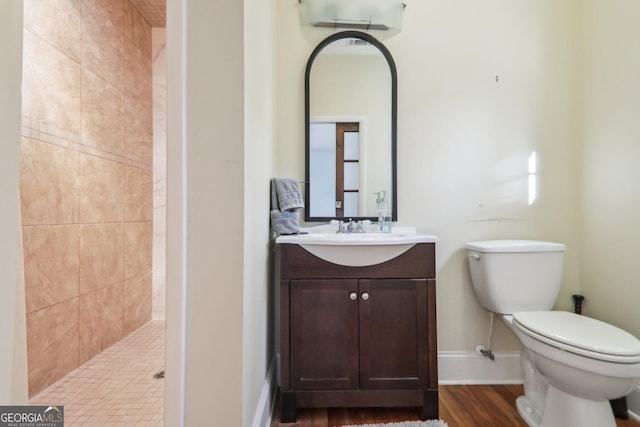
left=123, top=273, right=152, bottom=336
left=81, top=69, right=125, bottom=153
left=80, top=224, right=125, bottom=294
left=82, top=0, right=125, bottom=33
left=23, top=225, right=80, bottom=314
left=124, top=166, right=152, bottom=222
left=24, top=0, right=82, bottom=62
left=30, top=321, right=164, bottom=425
left=123, top=0, right=152, bottom=55
left=81, top=0, right=124, bottom=90
left=20, top=138, right=80, bottom=225
left=123, top=39, right=152, bottom=108
left=78, top=283, right=124, bottom=364
left=79, top=154, right=124, bottom=223
left=27, top=298, right=79, bottom=397
left=22, top=29, right=82, bottom=137
left=152, top=276, right=165, bottom=321
left=124, top=95, right=153, bottom=161
left=124, top=222, right=152, bottom=279
left=24, top=0, right=81, bottom=61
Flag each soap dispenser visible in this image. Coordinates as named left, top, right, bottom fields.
left=375, top=191, right=392, bottom=233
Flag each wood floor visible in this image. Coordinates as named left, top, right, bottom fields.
left=271, top=385, right=640, bottom=427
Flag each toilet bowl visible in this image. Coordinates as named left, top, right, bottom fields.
left=504, top=312, right=640, bottom=427
left=465, top=240, right=640, bottom=427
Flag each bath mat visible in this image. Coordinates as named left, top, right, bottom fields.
left=338, top=421, right=449, bottom=427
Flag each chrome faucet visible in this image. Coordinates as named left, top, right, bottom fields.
left=336, top=219, right=365, bottom=234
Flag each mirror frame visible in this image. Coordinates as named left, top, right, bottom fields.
left=304, top=30, right=398, bottom=222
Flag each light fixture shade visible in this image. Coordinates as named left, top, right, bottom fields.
left=299, top=0, right=405, bottom=32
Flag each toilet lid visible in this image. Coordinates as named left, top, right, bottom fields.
left=513, top=311, right=640, bottom=359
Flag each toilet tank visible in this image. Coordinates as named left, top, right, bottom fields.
left=465, top=240, right=566, bottom=314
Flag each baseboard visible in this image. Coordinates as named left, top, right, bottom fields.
left=627, top=385, right=640, bottom=422
left=251, top=359, right=277, bottom=427
left=438, top=351, right=523, bottom=385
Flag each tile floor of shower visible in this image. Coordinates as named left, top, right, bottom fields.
left=29, top=320, right=165, bottom=426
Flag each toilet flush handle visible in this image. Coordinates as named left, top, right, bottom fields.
left=469, top=253, right=481, bottom=261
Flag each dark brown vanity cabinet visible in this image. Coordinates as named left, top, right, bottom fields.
left=277, top=243, right=438, bottom=423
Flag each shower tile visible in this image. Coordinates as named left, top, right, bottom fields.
left=124, top=38, right=152, bottom=108
left=153, top=166, right=166, bottom=214
left=23, top=225, right=80, bottom=314
left=23, top=0, right=82, bottom=62
left=29, top=321, right=164, bottom=426
left=152, top=209, right=166, bottom=277
left=81, top=69, right=125, bottom=153
left=27, top=298, right=79, bottom=397
left=79, top=224, right=125, bottom=294
left=20, top=138, right=80, bottom=226
left=82, top=0, right=125, bottom=33
left=123, top=273, right=152, bottom=335
left=124, top=166, right=153, bottom=221
left=123, top=0, right=152, bottom=55
left=124, top=95, right=153, bottom=161
left=22, top=30, right=82, bottom=137
left=124, top=222, right=152, bottom=279
left=81, top=0, right=124, bottom=91
left=152, top=276, right=166, bottom=321
left=79, top=154, right=125, bottom=223
left=78, top=283, right=124, bottom=364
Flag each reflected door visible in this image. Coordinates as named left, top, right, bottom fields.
left=337, top=123, right=359, bottom=217
left=309, top=122, right=360, bottom=217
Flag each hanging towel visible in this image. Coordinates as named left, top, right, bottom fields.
left=273, top=178, right=304, bottom=211
left=270, top=178, right=303, bottom=235
left=270, top=209, right=300, bottom=235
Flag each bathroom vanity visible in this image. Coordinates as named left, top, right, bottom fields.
left=275, top=229, right=438, bottom=423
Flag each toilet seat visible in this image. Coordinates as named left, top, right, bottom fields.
left=512, top=311, right=640, bottom=363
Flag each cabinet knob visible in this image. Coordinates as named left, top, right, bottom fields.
left=349, top=292, right=358, bottom=301
left=361, top=292, right=370, bottom=301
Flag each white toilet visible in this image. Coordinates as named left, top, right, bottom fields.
left=465, top=240, right=640, bottom=427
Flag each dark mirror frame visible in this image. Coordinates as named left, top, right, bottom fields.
left=304, top=30, right=398, bottom=222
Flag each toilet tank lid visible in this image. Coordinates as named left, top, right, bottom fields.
left=465, top=240, right=566, bottom=253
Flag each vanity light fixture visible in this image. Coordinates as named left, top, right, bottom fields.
left=298, top=0, right=406, bottom=33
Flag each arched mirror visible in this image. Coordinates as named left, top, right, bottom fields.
left=305, top=31, right=398, bottom=222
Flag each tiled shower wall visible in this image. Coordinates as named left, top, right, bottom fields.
left=152, top=28, right=166, bottom=320
left=21, top=0, right=153, bottom=396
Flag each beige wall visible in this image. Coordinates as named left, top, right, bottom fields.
left=21, top=0, right=153, bottom=395
left=579, top=1, right=640, bottom=338
left=276, top=0, right=580, bottom=352
left=0, top=0, right=28, bottom=405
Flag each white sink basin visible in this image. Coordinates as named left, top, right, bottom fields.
left=276, top=224, right=438, bottom=267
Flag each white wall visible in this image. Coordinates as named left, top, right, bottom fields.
left=243, top=0, right=277, bottom=425
left=579, top=1, right=640, bottom=339
left=276, top=0, right=580, bottom=353
left=165, top=0, right=276, bottom=425
left=165, top=0, right=245, bottom=425
left=0, top=0, right=28, bottom=404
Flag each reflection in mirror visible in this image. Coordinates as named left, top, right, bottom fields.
left=305, top=31, right=397, bottom=222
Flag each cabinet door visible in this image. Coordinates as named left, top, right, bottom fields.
left=290, top=279, right=359, bottom=390
left=359, top=279, right=429, bottom=389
